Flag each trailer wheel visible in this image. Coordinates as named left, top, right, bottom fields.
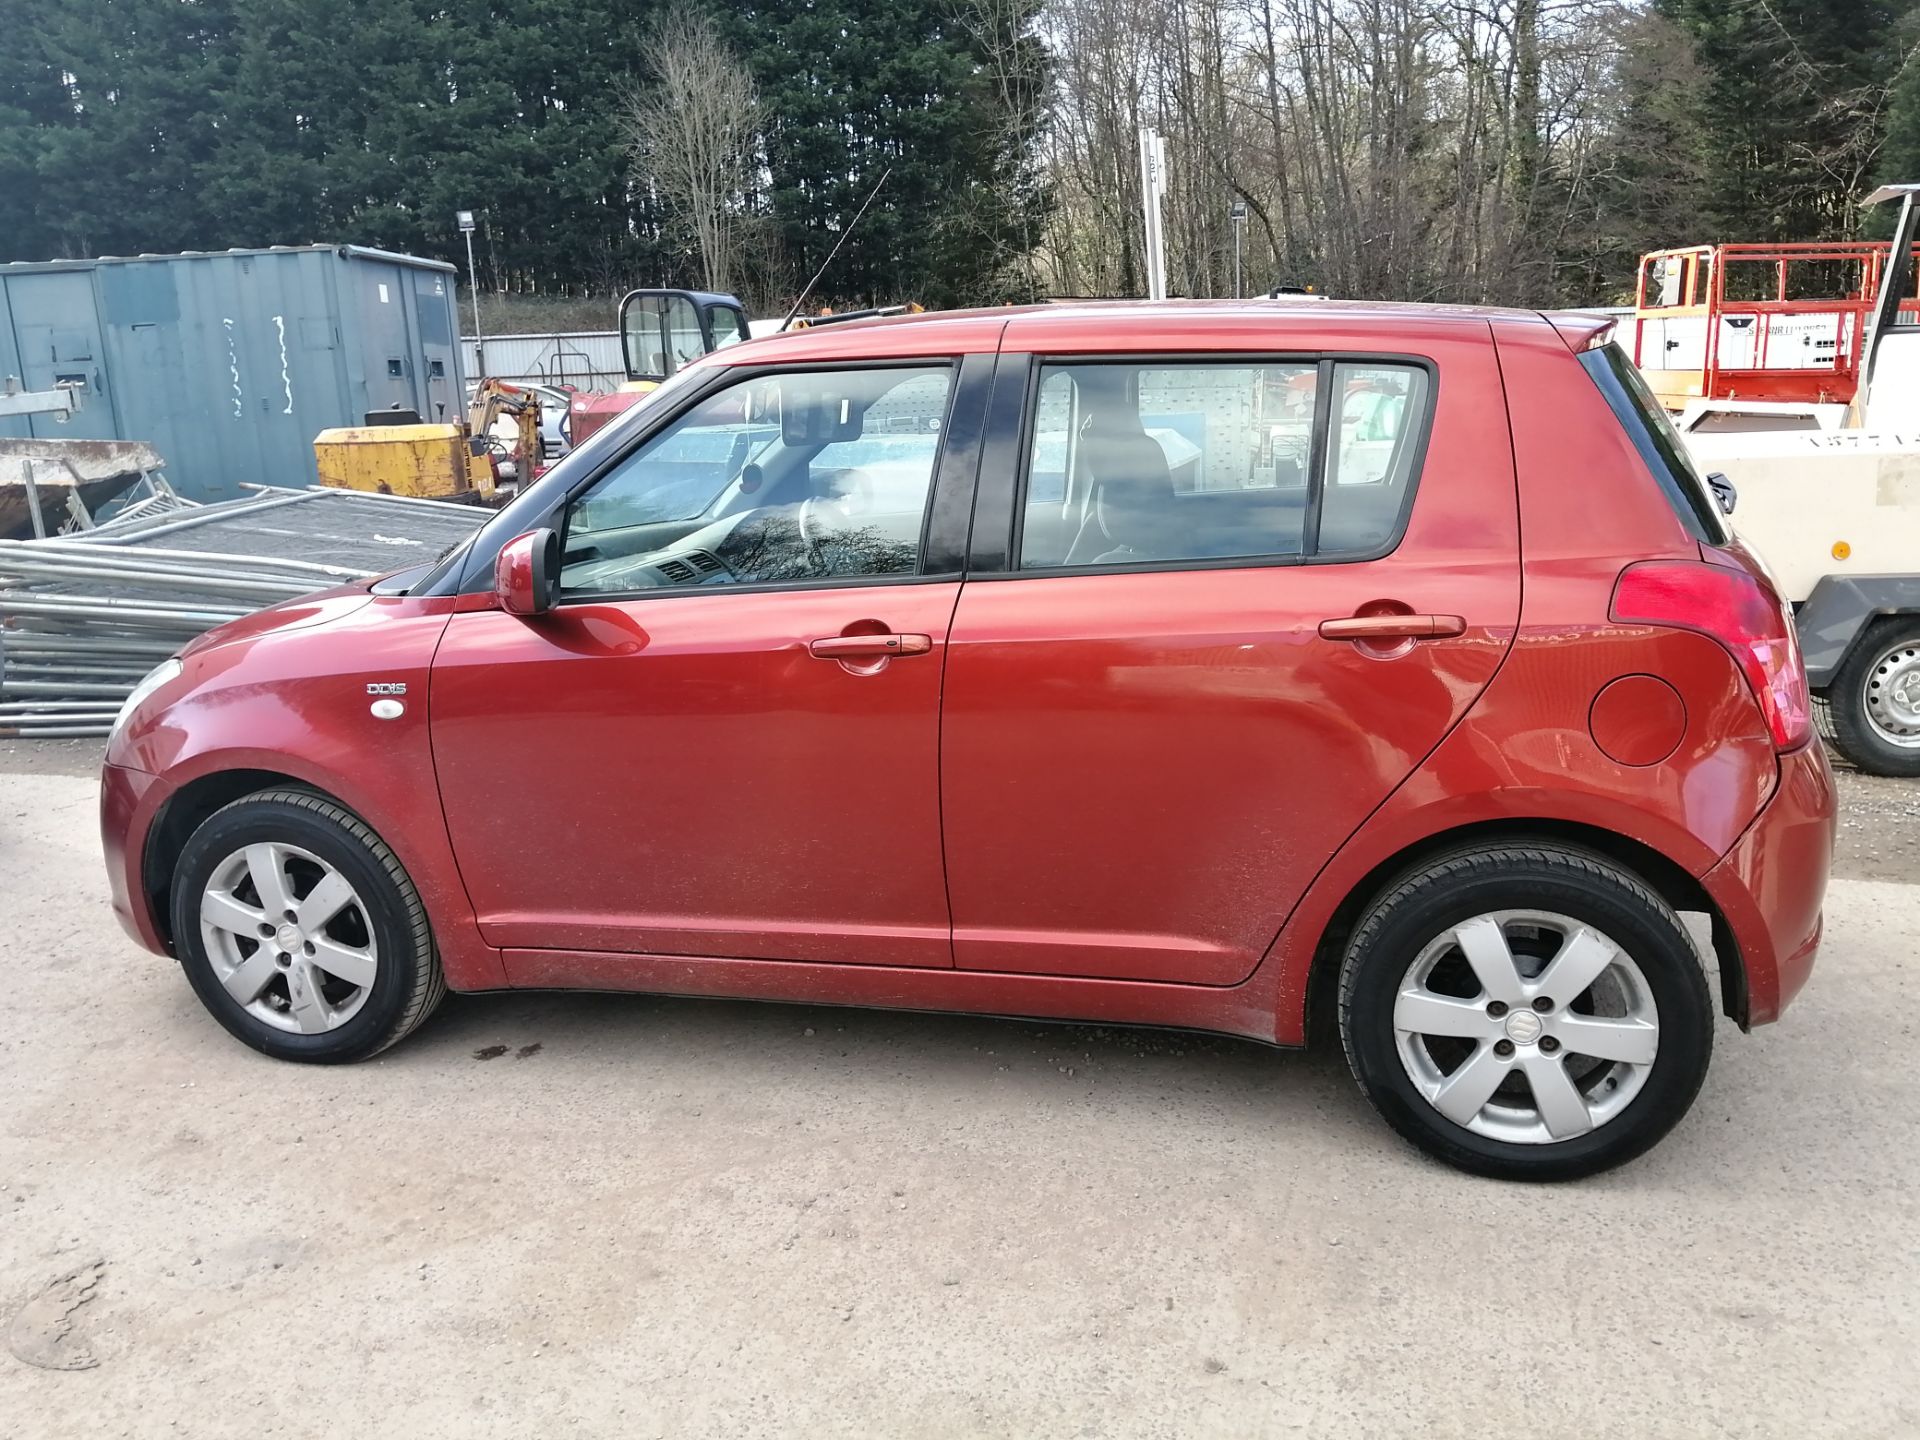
left=1827, top=617, right=1920, bottom=777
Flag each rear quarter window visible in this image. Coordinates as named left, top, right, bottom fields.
left=1580, top=343, right=1731, bottom=544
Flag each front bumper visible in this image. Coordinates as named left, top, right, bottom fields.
left=1702, top=742, right=1836, bottom=1026
left=101, top=761, right=172, bottom=955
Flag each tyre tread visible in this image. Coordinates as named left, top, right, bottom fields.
left=1336, top=842, right=1711, bottom=1180
left=191, top=787, right=445, bottom=1059
left=1826, top=617, right=1920, bottom=778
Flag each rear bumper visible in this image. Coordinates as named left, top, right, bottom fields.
left=101, top=761, right=172, bottom=955
left=1702, top=742, right=1836, bottom=1026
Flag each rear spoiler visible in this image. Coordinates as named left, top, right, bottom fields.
left=1543, top=311, right=1618, bottom=353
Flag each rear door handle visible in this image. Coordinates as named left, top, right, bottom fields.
left=1317, top=614, right=1467, bottom=641
left=808, top=633, right=933, bottom=659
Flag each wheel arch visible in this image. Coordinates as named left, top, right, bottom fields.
left=141, top=768, right=341, bottom=949
left=1797, top=575, right=1920, bottom=690
left=1301, top=818, right=1748, bottom=1041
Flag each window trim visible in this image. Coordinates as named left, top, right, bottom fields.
left=1579, top=343, right=1730, bottom=545
left=984, top=350, right=1440, bottom=582
left=547, top=356, right=976, bottom=608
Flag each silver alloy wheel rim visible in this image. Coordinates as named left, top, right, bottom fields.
left=1393, top=909, right=1660, bottom=1145
left=1863, top=639, right=1920, bottom=749
left=198, top=842, right=378, bottom=1034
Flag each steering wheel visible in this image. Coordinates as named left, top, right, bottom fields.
left=796, top=469, right=874, bottom=555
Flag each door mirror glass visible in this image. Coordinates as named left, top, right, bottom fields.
left=495, top=528, right=559, bottom=615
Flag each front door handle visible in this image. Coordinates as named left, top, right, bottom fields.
left=808, top=633, right=933, bottom=659
left=1317, top=614, right=1467, bottom=641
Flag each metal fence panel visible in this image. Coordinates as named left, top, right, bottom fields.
left=464, top=331, right=625, bottom=391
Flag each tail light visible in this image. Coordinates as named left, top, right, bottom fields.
left=1610, top=560, right=1811, bottom=751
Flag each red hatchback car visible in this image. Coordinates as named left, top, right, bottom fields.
left=100, top=302, right=1834, bottom=1180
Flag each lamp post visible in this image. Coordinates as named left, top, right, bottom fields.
left=1137, top=129, right=1168, bottom=301
left=1230, top=198, right=1247, bottom=299
left=457, top=210, right=483, bottom=377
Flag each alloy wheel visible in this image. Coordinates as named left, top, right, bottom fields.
left=198, top=842, right=379, bottom=1035
left=1392, top=909, right=1660, bottom=1144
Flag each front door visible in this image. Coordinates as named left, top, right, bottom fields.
left=432, top=360, right=972, bottom=968
left=940, top=345, right=1521, bottom=985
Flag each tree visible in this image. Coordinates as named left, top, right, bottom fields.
left=619, top=5, right=760, bottom=295
left=1656, top=0, right=1903, bottom=240
left=741, top=0, right=1048, bottom=308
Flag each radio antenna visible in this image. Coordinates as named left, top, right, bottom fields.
left=780, top=167, right=894, bottom=332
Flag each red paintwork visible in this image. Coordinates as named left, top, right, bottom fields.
left=105, top=586, right=508, bottom=991
left=493, top=531, right=541, bottom=615
left=571, top=389, right=650, bottom=447
left=1702, top=740, right=1834, bottom=1025
left=1588, top=675, right=1687, bottom=766
left=941, top=323, right=1519, bottom=985
left=101, top=300, right=1835, bottom=1046
left=431, top=585, right=960, bottom=966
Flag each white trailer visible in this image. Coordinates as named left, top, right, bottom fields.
left=1664, top=184, right=1920, bottom=776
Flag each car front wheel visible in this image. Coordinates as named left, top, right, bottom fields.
left=1338, top=845, right=1713, bottom=1181
left=170, top=789, right=446, bottom=1062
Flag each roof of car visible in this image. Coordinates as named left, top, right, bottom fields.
left=715, top=298, right=1571, bottom=367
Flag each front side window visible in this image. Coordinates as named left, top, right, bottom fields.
left=560, top=365, right=952, bottom=597
left=1018, top=358, right=1429, bottom=569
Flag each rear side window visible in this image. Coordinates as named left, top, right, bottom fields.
left=1017, top=358, right=1432, bottom=570
left=1580, top=343, right=1730, bottom=544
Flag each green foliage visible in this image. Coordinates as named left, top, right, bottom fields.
left=1878, top=11, right=1920, bottom=199
left=1651, top=0, right=1904, bottom=241
left=740, top=0, right=1050, bottom=307
left=0, top=0, right=1046, bottom=312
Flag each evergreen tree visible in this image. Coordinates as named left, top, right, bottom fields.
left=739, top=0, right=1048, bottom=307
left=1657, top=0, right=1902, bottom=240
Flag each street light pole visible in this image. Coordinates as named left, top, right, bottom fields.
left=1230, top=198, right=1247, bottom=299
left=1137, top=128, right=1169, bottom=301
left=457, top=210, right=483, bottom=378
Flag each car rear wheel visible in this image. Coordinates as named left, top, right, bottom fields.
left=1827, top=618, right=1920, bottom=777
left=1338, top=845, right=1713, bottom=1181
left=169, top=789, right=446, bottom=1063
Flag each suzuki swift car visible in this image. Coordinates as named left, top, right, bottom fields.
left=100, top=302, right=1835, bottom=1181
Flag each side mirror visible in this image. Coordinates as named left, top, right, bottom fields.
left=495, top=528, right=559, bottom=616
left=1707, top=471, right=1737, bottom=516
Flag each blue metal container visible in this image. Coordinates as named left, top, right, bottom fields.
left=0, top=246, right=466, bottom=502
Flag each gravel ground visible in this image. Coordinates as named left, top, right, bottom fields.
left=1, top=748, right=1916, bottom=1437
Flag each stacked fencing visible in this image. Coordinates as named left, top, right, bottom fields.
left=0, top=487, right=486, bottom=737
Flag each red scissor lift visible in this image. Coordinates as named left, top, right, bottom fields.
left=1632, top=241, right=1920, bottom=412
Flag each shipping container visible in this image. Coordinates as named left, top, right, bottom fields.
left=0, top=246, right=466, bottom=503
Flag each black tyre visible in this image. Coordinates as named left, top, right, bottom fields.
left=1338, top=845, right=1713, bottom=1181
left=1826, top=617, right=1920, bottom=777
left=169, top=789, right=446, bottom=1063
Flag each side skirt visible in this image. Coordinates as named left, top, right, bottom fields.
left=498, top=948, right=1292, bottom=1045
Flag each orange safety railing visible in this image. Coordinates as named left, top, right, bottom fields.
left=1632, top=241, right=1920, bottom=410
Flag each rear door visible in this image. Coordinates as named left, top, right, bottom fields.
left=939, top=329, right=1520, bottom=985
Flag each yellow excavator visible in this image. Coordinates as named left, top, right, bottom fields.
left=314, top=378, right=541, bottom=503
